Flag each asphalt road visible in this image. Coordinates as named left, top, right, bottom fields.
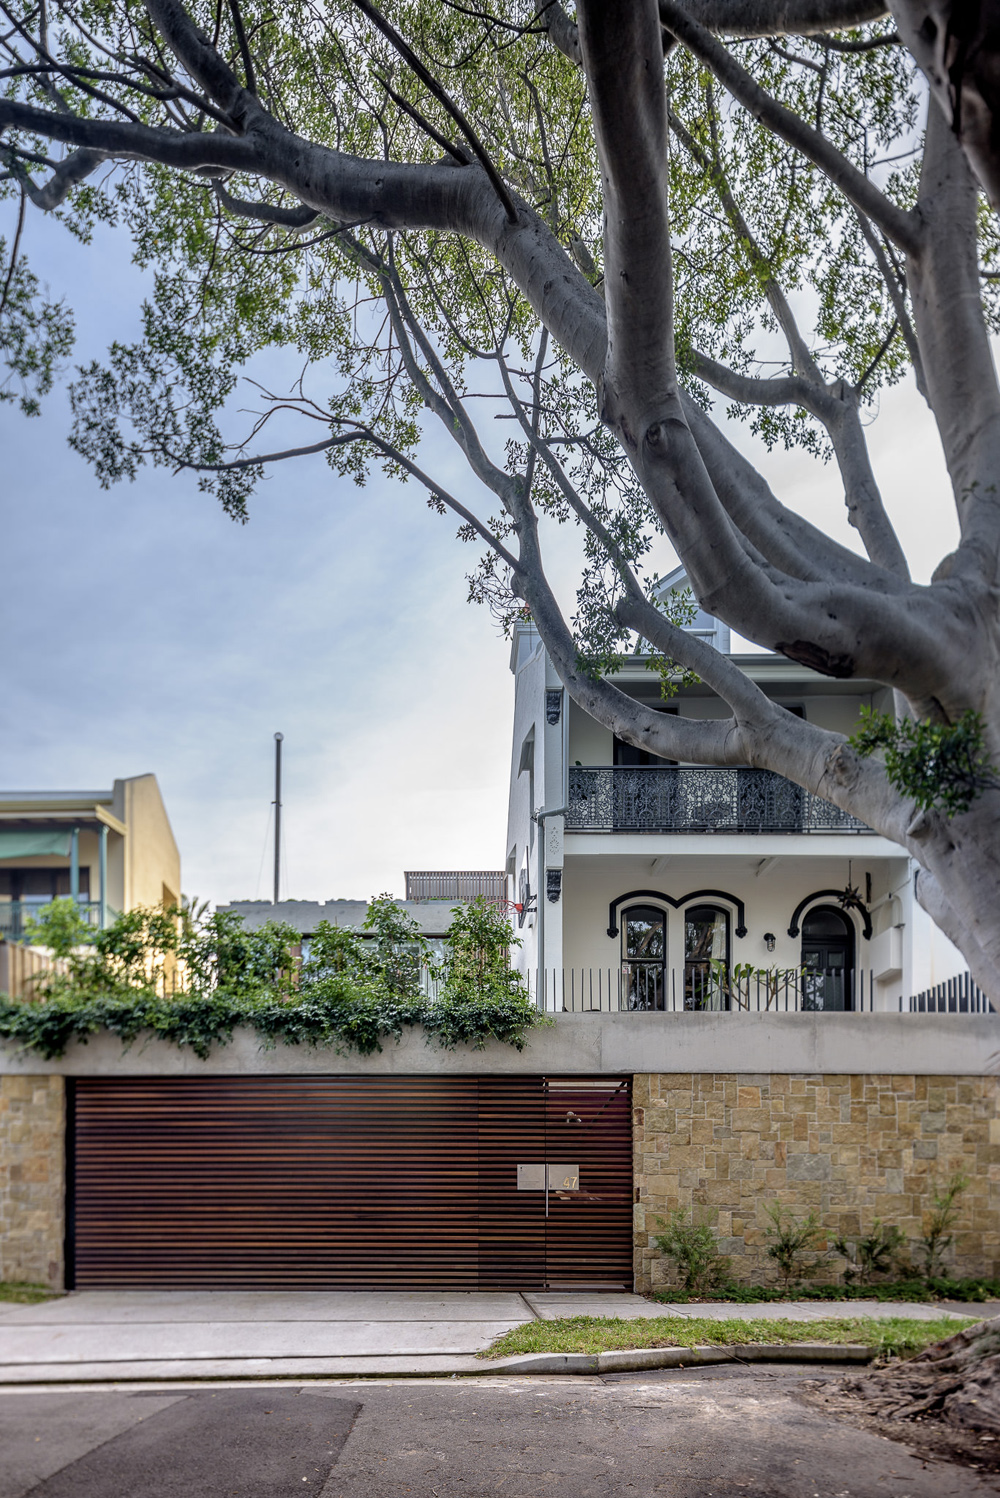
left=0, top=1368, right=995, bottom=1498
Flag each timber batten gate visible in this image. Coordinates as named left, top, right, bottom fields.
left=68, top=1075, right=633, bottom=1290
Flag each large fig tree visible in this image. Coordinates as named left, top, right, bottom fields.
left=4, top=2, right=1000, bottom=991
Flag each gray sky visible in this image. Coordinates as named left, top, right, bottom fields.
left=2, top=212, right=954, bottom=906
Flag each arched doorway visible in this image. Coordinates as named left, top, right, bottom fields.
left=801, top=905, right=855, bottom=1011
left=684, top=904, right=730, bottom=1010
left=621, top=904, right=666, bottom=1010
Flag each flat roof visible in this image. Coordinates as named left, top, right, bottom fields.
left=0, top=790, right=114, bottom=802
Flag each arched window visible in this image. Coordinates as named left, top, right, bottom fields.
left=801, top=905, right=855, bottom=1011
left=621, top=904, right=666, bottom=1011
left=684, top=904, right=730, bottom=1011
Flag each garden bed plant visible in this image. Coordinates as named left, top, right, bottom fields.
left=650, top=1185, right=989, bottom=1304
left=0, top=895, right=545, bottom=1060
left=654, top=1277, right=1000, bottom=1305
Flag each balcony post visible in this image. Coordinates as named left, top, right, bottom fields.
left=70, top=826, right=79, bottom=904
left=99, top=824, right=108, bottom=929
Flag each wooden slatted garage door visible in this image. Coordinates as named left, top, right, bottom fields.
left=69, top=1076, right=632, bottom=1290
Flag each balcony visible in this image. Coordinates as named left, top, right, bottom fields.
left=566, top=766, right=870, bottom=834
left=0, top=900, right=103, bottom=941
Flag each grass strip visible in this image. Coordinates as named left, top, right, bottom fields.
left=0, top=1280, right=58, bottom=1304
left=479, top=1314, right=977, bottom=1361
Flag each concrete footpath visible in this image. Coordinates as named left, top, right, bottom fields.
left=0, top=1290, right=993, bottom=1384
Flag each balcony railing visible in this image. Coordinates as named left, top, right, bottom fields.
left=566, top=766, right=870, bottom=834
left=529, top=967, right=994, bottom=1014
left=0, top=900, right=103, bottom=941
left=533, top=966, right=877, bottom=1012
left=404, top=871, right=507, bottom=903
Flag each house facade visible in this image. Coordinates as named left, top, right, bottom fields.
left=1, top=715, right=995, bottom=1298
left=0, top=776, right=181, bottom=942
left=505, top=569, right=973, bottom=1015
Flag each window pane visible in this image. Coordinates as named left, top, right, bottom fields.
left=685, top=905, right=728, bottom=962
left=625, top=907, right=665, bottom=960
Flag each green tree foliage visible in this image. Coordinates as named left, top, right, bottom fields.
left=0, top=4, right=942, bottom=659
left=0, top=896, right=541, bottom=1058
left=22, top=896, right=95, bottom=958
left=850, top=708, right=1000, bottom=815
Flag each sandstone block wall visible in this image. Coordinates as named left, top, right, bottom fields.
left=634, top=1073, right=1000, bottom=1294
left=0, top=1075, right=64, bottom=1289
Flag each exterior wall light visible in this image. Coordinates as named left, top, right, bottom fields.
left=764, top=932, right=776, bottom=952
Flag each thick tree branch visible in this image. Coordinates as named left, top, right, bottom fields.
left=576, top=4, right=925, bottom=679
left=889, top=0, right=1000, bottom=208
left=543, top=2, right=891, bottom=57
left=690, top=349, right=821, bottom=409
left=143, top=0, right=255, bottom=125
left=673, top=0, right=890, bottom=31
left=671, top=106, right=908, bottom=575
left=680, top=392, right=908, bottom=590
left=825, top=397, right=911, bottom=575
left=0, top=95, right=610, bottom=387
left=660, top=0, right=922, bottom=255
left=576, top=0, right=676, bottom=435
left=908, top=99, right=1000, bottom=579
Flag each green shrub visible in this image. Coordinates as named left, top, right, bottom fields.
left=0, top=897, right=544, bottom=1059
left=917, top=1173, right=969, bottom=1279
left=833, top=1220, right=909, bottom=1285
left=653, top=1210, right=726, bottom=1294
left=764, top=1203, right=825, bottom=1288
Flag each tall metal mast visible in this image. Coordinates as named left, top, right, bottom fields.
left=273, top=732, right=283, bottom=905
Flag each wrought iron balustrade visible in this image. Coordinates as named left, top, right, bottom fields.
left=566, top=766, right=869, bottom=834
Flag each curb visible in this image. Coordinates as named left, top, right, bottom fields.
left=0, top=1343, right=877, bottom=1386
left=485, top=1343, right=877, bottom=1375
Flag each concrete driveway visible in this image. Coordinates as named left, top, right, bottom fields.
left=0, top=1290, right=988, bottom=1383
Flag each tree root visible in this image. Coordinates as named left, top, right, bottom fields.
left=841, top=1316, right=1000, bottom=1436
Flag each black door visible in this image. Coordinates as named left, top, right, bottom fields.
left=801, top=905, right=854, bottom=1010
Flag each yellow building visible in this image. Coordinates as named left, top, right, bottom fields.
left=0, top=776, right=180, bottom=940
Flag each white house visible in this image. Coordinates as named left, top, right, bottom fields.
left=505, top=567, right=976, bottom=1014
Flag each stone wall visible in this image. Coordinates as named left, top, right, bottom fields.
left=634, top=1073, right=1000, bottom=1293
left=0, top=1075, right=64, bottom=1289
